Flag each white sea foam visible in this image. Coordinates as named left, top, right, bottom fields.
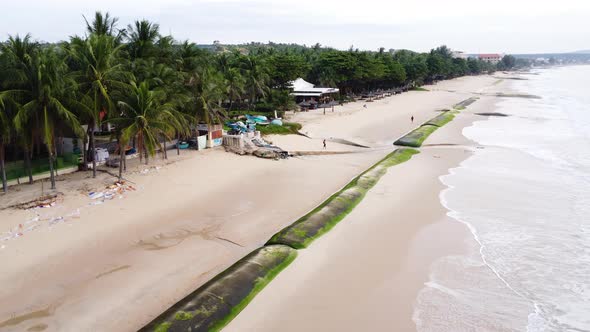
left=414, top=66, right=590, bottom=332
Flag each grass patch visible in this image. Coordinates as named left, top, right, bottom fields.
left=267, top=148, right=419, bottom=249
left=394, top=125, right=439, bottom=148
left=257, top=122, right=302, bottom=136
left=411, top=87, right=429, bottom=91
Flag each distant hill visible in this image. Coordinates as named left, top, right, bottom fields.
left=571, top=50, right=590, bottom=54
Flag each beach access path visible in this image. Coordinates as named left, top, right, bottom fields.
left=0, top=75, right=499, bottom=332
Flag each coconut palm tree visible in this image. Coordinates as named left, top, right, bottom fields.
left=224, top=67, right=245, bottom=111
left=241, top=55, right=270, bottom=108
left=187, top=67, right=226, bottom=125
left=0, top=34, right=40, bottom=185
left=10, top=46, right=83, bottom=190
left=0, top=99, right=10, bottom=192
left=67, top=33, right=127, bottom=177
left=83, top=11, right=125, bottom=41
left=114, top=81, right=188, bottom=169
left=126, top=20, right=160, bottom=60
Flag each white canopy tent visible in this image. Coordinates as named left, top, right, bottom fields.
left=288, top=78, right=339, bottom=97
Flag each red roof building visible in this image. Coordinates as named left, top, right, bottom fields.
left=478, top=54, right=503, bottom=64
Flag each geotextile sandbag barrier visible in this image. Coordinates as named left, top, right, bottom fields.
left=453, top=97, right=478, bottom=109
left=140, top=245, right=297, bottom=332
left=393, top=125, right=439, bottom=148
left=423, top=111, right=458, bottom=127
left=266, top=149, right=419, bottom=249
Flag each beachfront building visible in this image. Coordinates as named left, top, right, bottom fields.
left=289, top=78, right=339, bottom=103
left=478, top=54, right=503, bottom=64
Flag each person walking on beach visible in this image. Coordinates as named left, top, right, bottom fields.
left=411, top=115, right=414, bottom=123
left=323, top=139, right=327, bottom=149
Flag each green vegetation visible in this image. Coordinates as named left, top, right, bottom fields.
left=394, top=125, right=439, bottom=148
left=0, top=12, right=502, bottom=194
left=267, top=149, right=419, bottom=249
left=139, top=245, right=297, bottom=332
left=256, top=122, right=302, bottom=136
left=4, top=154, right=80, bottom=181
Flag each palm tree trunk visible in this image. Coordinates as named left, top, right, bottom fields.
left=138, top=135, right=143, bottom=163
left=48, top=152, right=56, bottom=190
left=163, top=135, right=167, bottom=160
left=82, top=131, right=88, bottom=171
left=118, top=139, right=124, bottom=181
left=24, top=145, right=33, bottom=184
left=90, top=121, right=97, bottom=178
left=0, top=143, right=7, bottom=193
left=176, top=132, right=180, bottom=156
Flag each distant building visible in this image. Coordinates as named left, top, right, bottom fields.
left=452, top=51, right=469, bottom=59
left=478, top=54, right=503, bottom=64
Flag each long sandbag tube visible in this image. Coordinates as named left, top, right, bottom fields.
left=267, top=148, right=419, bottom=249
left=393, top=125, right=439, bottom=148
left=424, top=110, right=458, bottom=127
left=140, top=245, right=297, bottom=332
left=453, top=97, right=478, bottom=109
left=395, top=98, right=479, bottom=147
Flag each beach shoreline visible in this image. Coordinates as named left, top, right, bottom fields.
left=0, top=74, right=507, bottom=332
left=224, top=87, right=503, bottom=332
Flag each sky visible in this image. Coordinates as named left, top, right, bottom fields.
left=1, top=0, right=589, bottom=54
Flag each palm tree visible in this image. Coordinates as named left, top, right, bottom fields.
left=126, top=20, right=160, bottom=60
left=114, top=81, right=187, bottom=170
left=224, top=68, right=245, bottom=111
left=67, top=33, right=127, bottom=177
left=0, top=99, right=11, bottom=192
left=83, top=11, right=124, bottom=41
left=10, top=46, right=83, bottom=190
left=241, top=55, right=269, bottom=108
left=0, top=34, right=39, bottom=185
left=187, top=67, right=226, bottom=125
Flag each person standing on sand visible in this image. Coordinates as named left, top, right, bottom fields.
left=411, top=115, right=414, bottom=123
left=323, top=139, right=326, bottom=149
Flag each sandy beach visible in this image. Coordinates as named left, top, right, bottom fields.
left=0, top=74, right=506, bottom=332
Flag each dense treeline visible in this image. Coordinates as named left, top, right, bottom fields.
left=0, top=11, right=503, bottom=193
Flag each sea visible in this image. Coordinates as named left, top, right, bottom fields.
left=413, top=66, right=590, bottom=332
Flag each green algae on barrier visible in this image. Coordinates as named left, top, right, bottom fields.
left=266, top=148, right=419, bottom=249
left=393, top=125, right=438, bottom=148
left=140, top=245, right=297, bottom=332
left=453, top=97, right=478, bottom=109
left=424, top=111, right=458, bottom=127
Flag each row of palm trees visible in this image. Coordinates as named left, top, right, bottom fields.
left=0, top=12, right=273, bottom=193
